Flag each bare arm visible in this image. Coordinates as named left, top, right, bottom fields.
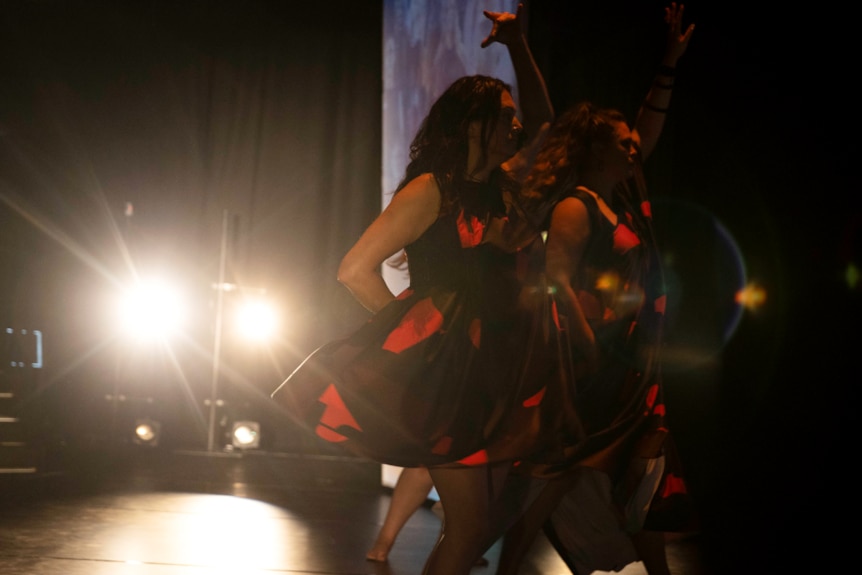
left=480, top=5, right=555, bottom=248
left=545, top=197, right=597, bottom=368
left=634, top=2, right=695, bottom=161
left=482, top=3, right=554, bottom=160
left=337, top=174, right=441, bottom=313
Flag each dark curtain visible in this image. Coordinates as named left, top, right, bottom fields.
left=0, top=1, right=382, bottom=452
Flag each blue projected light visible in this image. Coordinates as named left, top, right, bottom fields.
left=4, top=327, right=43, bottom=369
left=713, top=218, right=747, bottom=343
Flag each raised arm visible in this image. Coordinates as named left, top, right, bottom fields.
left=634, top=2, right=695, bottom=161
left=481, top=3, right=554, bottom=145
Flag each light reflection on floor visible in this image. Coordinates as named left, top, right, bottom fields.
left=0, top=452, right=704, bottom=575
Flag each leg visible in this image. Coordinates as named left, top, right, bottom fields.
left=486, top=471, right=544, bottom=547
left=367, top=466, right=435, bottom=562
left=631, top=530, right=670, bottom=575
left=496, top=474, right=573, bottom=575
left=423, top=463, right=510, bottom=575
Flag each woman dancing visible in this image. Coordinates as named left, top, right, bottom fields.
left=271, top=5, right=568, bottom=574
left=495, top=4, right=695, bottom=574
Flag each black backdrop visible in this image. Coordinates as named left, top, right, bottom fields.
left=525, top=2, right=857, bottom=572
left=1, top=1, right=856, bottom=572
left=528, top=2, right=858, bottom=571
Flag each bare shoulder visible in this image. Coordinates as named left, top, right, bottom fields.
left=552, top=195, right=590, bottom=225
left=397, top=173, right=439, bottom=197
left=548, top=195, right=593, bottom=249
left=388, top=173, right=441, bottom=214
left=373, top=173, right=442, bottom=246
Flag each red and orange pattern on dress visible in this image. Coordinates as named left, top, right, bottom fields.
left=272, top=179, right=576, bottom=469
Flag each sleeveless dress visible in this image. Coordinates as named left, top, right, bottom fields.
left=550, top=186, right=668, bottom=475
left=271, top=179, right=574, bottom=469
left=537, top=180, right=695, bottom=537
left=495, top=178, right=695, bottom=575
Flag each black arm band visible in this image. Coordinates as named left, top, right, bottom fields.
left=643, top=101, right=669, bottom=113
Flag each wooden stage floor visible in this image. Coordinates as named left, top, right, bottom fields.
left=0, top=448, right=706, bottom=575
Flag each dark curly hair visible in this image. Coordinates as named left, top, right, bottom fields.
left=395, top=75, right=519, bottom=215
left=520, top=101, right=628, bottom=212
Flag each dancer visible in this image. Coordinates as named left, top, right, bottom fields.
left=272, top=5, right=564, bottom=574
left=362, top=6, right=544, bottom=566
left=495, top=4, right=695, bottom=574
left=365, top=466, right=492, bottom=566
left=366, top=467, right=435, bottom=562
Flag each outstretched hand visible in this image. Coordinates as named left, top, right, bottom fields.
left=481, top=2, right=524, bottom=48
left=664, top=2, right=695, bottom=63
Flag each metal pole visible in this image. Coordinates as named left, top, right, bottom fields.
left=207, top=209, right=229, bottom=452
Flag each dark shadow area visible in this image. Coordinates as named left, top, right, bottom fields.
left=528, top=1, right=858, bottom=572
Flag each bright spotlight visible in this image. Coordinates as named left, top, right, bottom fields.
left=231, top=421, right=261, bottom=449
left=133, top=418, right=161, bottom=447
left=119, top=279, right=185, bottom=339
left=235, top=300, right=277, bottom=342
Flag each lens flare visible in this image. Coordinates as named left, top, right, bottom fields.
left=735, top=282, right=767, bottom=310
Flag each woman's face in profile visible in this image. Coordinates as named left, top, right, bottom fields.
left=603, top=121, right=638, bottom=182
left=469, top=90, right=523, bottom=169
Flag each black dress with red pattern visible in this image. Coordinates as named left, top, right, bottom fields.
left=529, top=177, right=694, bottom=532
left=271, top=179, right=573, bottom=469
left=537, top=185, right=668, bottom=477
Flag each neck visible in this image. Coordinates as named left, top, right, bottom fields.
left=465, top=162, right=492, bottom=183
left=465, top=170, right=492, bottom=183
left=466, top=143, right=495, bottom=182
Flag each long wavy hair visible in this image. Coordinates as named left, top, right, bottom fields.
left=395, top=75, right=520, bottom=215
left=520, top=101, right=628, bottom=214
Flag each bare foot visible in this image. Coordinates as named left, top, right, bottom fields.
left=365, top=540, right=392, bottom=562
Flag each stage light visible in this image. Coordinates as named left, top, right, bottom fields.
left=133, top=418, right=161, bottom=447
left=119, top=279, right=186, bottom=340
left=231, top=421, right=260, bottom=449
left=235, top=299, right=277, bottom=342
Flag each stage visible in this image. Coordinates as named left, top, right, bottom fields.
left=0, top=448, right=704, bottom=574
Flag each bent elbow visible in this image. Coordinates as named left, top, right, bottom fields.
left=338, top=254, right=373, bottom=295
left=336, top=259, right=357, bottom=289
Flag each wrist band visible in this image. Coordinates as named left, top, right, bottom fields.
left=654, top=80, right=674, bottom=89
left=643, top=101, right=669, bottom=113
left=657, top=65, right=676, bottom=77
